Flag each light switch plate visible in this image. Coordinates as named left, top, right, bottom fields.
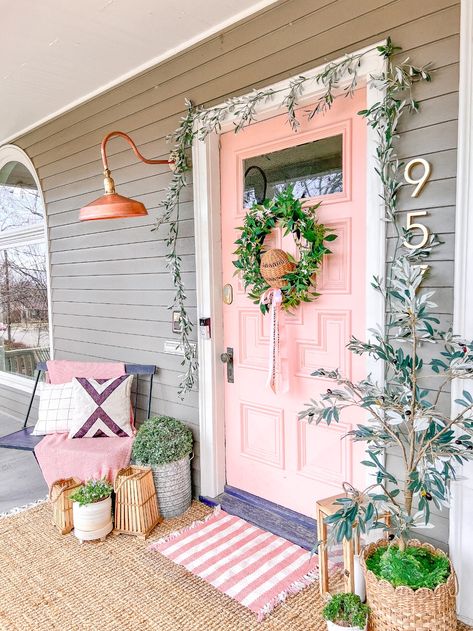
left=172, top=311, right=181, bottom=334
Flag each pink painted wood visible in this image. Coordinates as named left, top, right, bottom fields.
left=220, top=89, right=367, bottom=517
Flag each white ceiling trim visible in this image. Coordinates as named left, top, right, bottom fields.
left=1, top=0, right=278, bottom=147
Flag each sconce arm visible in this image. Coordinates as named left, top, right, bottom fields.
left=100, top=130, right=172, bottom=172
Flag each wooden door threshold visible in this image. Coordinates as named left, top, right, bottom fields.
left=200, top=485, right=317, bottom=551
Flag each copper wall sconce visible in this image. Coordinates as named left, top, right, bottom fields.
left=80, top=130, right=174, bottom=221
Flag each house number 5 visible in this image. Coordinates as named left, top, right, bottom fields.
left=402, top=158, right=432, bottom=250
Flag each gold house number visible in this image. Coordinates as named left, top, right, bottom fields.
left=402, top=158, right=432, bottom=250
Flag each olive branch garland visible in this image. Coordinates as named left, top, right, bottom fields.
left=155, top=37, right=432, bottom=399
left=233, top=187, right=336, bottom=314
left=297, top=42, right=463, bottom=548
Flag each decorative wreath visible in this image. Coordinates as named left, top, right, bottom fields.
left=233, top=187, right=336, bottom=313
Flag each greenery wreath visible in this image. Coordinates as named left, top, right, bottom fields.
left=233, top=186, right=337, bottom=313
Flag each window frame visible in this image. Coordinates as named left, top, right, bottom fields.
left=0, top=144, right=53, bottom=393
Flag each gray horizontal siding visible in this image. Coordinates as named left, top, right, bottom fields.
left=1, top=0, right=458, bottom=537
left=0, top=384, right=37, bottom=425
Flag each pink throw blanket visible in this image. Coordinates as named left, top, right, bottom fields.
left=46, top=360, right=125, bottom=384
left=36, top=360, right=134, bottom=487
left=35, top=432, right=134, bottom=487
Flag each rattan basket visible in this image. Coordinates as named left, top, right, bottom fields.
left=361, top=539, right=457, bottom=631
left=114, top=465, right=162, bottom=539
left=151, top=455, right=192, bottom=519
left=49, top=477, right=82, bottom=535
left=260, top=248, right=295, bottom=289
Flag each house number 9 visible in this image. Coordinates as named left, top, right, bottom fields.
left=402, top=158, right=432, bottom=250
left=404, top=158, right=431, bottom=197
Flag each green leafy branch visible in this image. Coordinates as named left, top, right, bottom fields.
left=156, top=38, right=433, bottom=400
left=155, top=48, right=380, bottom=395
left=298, top=42, right=473, bottom=550
left=301, top=249, right=473, bottom=548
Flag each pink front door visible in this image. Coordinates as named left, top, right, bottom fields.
left=220, top=88, right=367, bottom=517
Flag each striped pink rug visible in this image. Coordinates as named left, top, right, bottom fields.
left=149, top=507, right=318, bottom=620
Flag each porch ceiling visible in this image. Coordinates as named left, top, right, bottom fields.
left=0, top=0, right=278, bottom=145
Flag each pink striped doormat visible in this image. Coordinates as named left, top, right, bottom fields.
left=149, top=507, right=318, bottom=620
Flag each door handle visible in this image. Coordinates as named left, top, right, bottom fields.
left=220, top=347, right=234, bottom=383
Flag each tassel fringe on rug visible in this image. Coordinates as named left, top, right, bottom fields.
left=0, top=496, right=48, bottom=519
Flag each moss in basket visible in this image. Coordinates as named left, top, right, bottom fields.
left=132, top=415, right=193, bottom=466
left=322, top=593, right=369, bottom=628
left=69, top=478, right=113, bottom=507
left=366, top=545, right=450, bottom=590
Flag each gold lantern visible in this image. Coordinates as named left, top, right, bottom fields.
left=316, top=493, right=391, bottom=596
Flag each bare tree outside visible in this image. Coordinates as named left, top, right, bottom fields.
left=0, top=179, right=49, bottom=376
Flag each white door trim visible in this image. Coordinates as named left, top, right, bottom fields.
left=193, top=43, right=386, bottom=498
left=450, top=0, right=473, bottom=624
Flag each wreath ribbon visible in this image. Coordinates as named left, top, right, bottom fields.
left=260, top=288, right=289, bottom=394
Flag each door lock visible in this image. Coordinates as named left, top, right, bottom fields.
left=220, top=347, right=234, bottom=383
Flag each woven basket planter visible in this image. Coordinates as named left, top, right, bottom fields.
left=150, top=455, right=192, bottom=519
left=361, top=539, right=457, bottom=631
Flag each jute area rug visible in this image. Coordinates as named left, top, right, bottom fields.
left=0, top=500, right=471, bottom=631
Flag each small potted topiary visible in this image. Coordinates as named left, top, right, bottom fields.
left=131, top=415, right=193, bottom=518
left=69, top=478, right=113, bottom=543
left=322, top=593, right=369, bottom=631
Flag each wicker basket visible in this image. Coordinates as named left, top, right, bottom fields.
left=260, top=248, right=295, bottom=289
left=151, top=455, right=192, bottom=519
left=49, top=477, right=82, bottom=535
left=114, top=465, right=162, bottom=539
left=361, top=539, right=457, bottom=631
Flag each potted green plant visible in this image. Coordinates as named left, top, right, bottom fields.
left=322, top=593, right=368, bottom=631
left=69, top=478, right=113, bottom=543
left=132, top=415, right=193, bottom=518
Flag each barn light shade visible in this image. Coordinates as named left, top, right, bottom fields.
left=80, top=130, right=173, bottom=221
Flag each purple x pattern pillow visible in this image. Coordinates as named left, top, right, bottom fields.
left=68, top=375, right=134, bottom=439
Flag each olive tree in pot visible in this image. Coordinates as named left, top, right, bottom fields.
left=322, top=594, right=369, bottom=631
left=69, top=479, right=113, bottom=543
left=297, top=41, right=472, bottom=631
left=299, top=247, right=471, bottom=631
left=132, top=415, right=193, bottom=518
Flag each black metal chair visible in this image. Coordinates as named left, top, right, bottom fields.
left=0, top=362, right=156, bottom=456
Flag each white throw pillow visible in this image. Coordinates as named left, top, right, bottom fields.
left=32, top=382, right=74, bottom=435
left=68, top=375, right=133, bottom=439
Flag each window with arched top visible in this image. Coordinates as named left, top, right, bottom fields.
left=0, top=145, right=51, bottom=387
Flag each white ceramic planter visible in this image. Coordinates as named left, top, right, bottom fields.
left=73, top=496, right=113, bottom=543
left=326, top=621, right=367, bottom=631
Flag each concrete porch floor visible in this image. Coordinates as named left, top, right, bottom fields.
left=0, top=414, right=47, bottom=513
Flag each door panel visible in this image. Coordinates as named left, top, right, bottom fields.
left=220, top=88, right=366, bottom=517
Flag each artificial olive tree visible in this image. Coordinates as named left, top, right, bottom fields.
left=300, top=248, right=473, bottom=549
